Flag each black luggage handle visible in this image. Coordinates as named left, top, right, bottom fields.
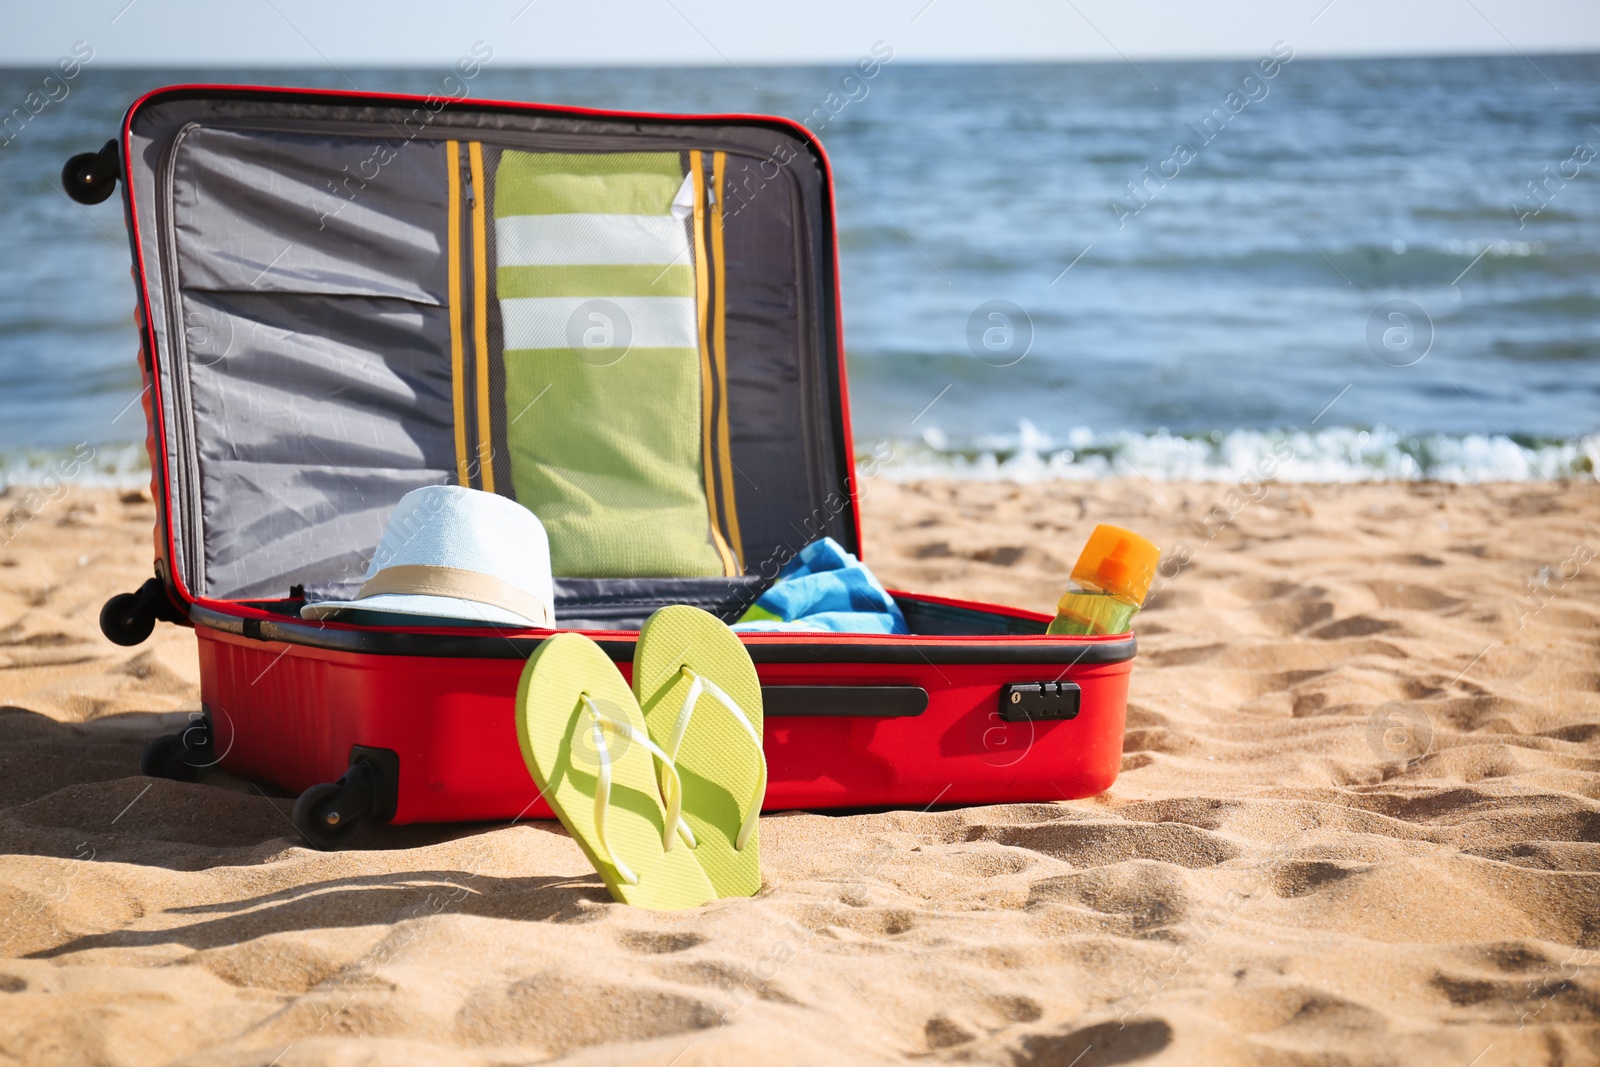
left=761, top=686, right=928, bottom=717
left=62, top=139, right=120, bottom=205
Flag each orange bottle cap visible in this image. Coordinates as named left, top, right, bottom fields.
left=1069, top=524, right=1161, bottom=607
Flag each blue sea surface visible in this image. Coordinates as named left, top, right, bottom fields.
left=0, top=56, right=1596, bottom=482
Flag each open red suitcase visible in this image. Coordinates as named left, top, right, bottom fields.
left=65, top=84, right=1135, bottom=848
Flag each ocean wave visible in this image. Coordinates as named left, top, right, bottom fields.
left=0, top=443, right=151, bottom=492
left=864, top=422, right=1600, bottom=484
left=2, top=427, right=1592, bottom=492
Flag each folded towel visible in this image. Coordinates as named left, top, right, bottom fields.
left=732, top=538, right=909, bottom=634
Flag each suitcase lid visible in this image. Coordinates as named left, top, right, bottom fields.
left=117, top=85, right=860, bottom=623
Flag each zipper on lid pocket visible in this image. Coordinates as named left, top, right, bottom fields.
left=156, top=121, right=207, bottom=597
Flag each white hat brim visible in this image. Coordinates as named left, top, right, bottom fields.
left=300, top=592, right=546, bottom=629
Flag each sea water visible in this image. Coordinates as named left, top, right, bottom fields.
left=0, top=56, right=1596, bottom=486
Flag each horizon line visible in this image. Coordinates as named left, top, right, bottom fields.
left=0, top=48, right=1596, bottom=70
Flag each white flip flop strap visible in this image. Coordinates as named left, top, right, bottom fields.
left=580, top=696, right=689, bottom=888
left=665, top=676, right=704, bottom=849
left=672, top=668, right=768, bottom=852
left=580, top=695, right=635, bottom=886
left=635, top=729, right=687, bottom=853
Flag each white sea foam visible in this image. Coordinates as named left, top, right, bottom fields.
left=1, top=426, right=1592, bottom=493
left=865, top=421, right=1599, bottom=484
left=0, top=443, right=151, bottom=492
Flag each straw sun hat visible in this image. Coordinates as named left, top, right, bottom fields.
left=301, top=485, right=555, bottom=628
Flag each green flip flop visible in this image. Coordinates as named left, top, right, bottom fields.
left=516, top=631, right=715, bottom=910
left=632, top=605, right=767, bottom=898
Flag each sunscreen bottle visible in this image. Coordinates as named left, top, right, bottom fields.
left=1047, top=524, right=1161, bottom=636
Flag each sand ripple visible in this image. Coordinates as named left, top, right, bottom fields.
left=0, top=481, right=1596, bottom=1064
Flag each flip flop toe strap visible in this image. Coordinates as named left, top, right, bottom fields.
left=668, top=669, right=768, bottom=852
left=579, top=695, right=689, bottom=887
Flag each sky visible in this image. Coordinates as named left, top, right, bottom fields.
left=3, top=0, right=1599, bottom=67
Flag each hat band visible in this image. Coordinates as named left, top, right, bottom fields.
left=356, top=564, right=554, bottom=627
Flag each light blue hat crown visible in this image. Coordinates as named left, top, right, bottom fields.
left=301, top=485, right=554, bottom=628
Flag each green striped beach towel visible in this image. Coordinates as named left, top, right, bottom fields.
left=494, top=150, right=736, bottom=578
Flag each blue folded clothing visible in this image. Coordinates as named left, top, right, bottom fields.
left=732, top=537, right=909, bottom=635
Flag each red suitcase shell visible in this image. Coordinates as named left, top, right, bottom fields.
left=82, top=84, right=1136, bottom=845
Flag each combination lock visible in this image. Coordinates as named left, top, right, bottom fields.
left=999, top=681, right=1082, bottom=722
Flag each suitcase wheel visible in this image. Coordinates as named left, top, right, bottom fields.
left=291, top=758, right=389, bottom=850
left=101, top=591, right=156, bottom=646
left=139, top=713, right=215, bottom=782
left=61, top=139, right=120, bottom=205
left=292, top=782, right=356, bottom=849
left=100, top=578, right=185, bottom=647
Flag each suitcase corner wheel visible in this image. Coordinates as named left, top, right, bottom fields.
left=290, top=747, right=402, bottom=851
left=61, top=139, right=120, bottom=205
left=139, top=711, right=217, bottom=782
left=100, top=577, right=187, bottom=646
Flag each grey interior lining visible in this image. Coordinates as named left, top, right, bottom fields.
left=898, top=597, right=1048, bottom=637
left=552, top=576, right=769, bottom=628
left=245, top=575, right=772, bottom=630
left=719, top=155, right=845, bottom=570
left=171, top=127, right=450, bottom=302
left=182, top=291, right=456, bottom=600
left=170, top=129, right=457, bottom=600
left=128, top=92, right=846, bottom=611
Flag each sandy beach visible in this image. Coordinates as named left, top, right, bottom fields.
left=1, top=476, right=1597, bottom=1066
